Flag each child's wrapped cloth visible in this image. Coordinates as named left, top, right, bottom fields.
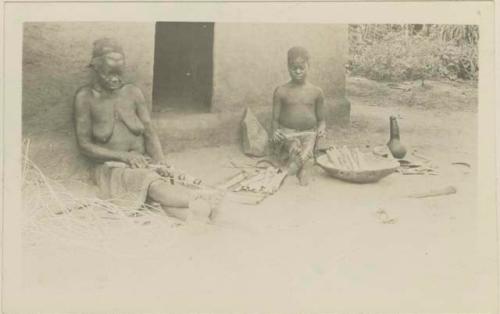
left=273, top=128, right=317, bottom=174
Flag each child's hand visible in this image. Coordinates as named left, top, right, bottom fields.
left=272, top=129, right=286, bottom=143
left=289, top=140, right=302, bottom=160
left=317, top=126, right=327, bottom=138
left=290, top=145, right=301, bottom=156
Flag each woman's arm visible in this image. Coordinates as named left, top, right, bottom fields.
left=133, top=87, right=166, bottom=164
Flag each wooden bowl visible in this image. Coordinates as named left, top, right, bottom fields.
left=316, top=153, right=400, bottom=183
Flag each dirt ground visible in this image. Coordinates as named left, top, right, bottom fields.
left=20, top=78, right=496, bottom=313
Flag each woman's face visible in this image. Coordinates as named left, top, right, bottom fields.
left=95, top=52, right=125, bottom=90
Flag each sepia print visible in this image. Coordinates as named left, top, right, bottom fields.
left=11, top=16, right=495, bottom=312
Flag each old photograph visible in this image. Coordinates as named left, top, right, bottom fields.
left=1, top=3, right=495, bottom=312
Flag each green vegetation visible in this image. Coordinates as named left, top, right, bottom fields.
left=348, top=24, right=479, bottom=83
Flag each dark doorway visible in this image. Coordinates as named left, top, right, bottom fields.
left=152, top=22, right=214, bottom=112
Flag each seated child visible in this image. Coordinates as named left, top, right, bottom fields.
left=271, top=46, right=327, bottom=185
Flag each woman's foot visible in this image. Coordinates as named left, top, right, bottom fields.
left=162, top=206, right=189, bottom=221
left=190, top=188, right=225, bottom=223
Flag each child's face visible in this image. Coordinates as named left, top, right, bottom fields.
left=288, top=57, right=309, bottom=83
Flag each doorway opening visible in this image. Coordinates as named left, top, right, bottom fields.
left=152, top=22, right=214, bottom=113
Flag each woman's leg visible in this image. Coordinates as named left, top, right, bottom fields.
left=148, top=180, right=191, bottom=207
left=148, top=180, right=224, bottom=222
left=148, top=180, right=192, bottom=220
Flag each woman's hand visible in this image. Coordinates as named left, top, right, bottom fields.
left=121, top=152, right=149, bottom=168
left=152, top=159, right=173, bottom=177
left=153, top=158, right=171, bottom=168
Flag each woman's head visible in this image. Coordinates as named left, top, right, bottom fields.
left=89, top=38, right=126, bottom=90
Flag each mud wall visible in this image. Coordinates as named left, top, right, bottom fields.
left=212, top=23, right=349, bottom=123
left=22, top=22, right=349, bottom=178
left=22, top=23, right=155, bottom=178
left=23, top=22, right=156, bottom=135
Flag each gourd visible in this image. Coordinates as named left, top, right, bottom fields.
left=387, top=116, right=407, bottom=159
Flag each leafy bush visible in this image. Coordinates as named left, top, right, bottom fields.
left=438, top=43, right=478, bottom=81
left=348, top=25, right=478, bottom=82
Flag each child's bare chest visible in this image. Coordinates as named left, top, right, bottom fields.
left=282, top=89, right=317, bottom=109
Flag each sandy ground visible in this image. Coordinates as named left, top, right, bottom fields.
left=19, top=78, right=496, bottom=313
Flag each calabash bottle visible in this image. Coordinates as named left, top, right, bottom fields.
left=387, top=116, right=407, bottom=159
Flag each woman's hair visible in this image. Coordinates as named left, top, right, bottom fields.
left=88, top=37, right=124, bottom=69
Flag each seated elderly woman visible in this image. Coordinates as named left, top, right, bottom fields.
left=73, top=38, right=222, bottom=222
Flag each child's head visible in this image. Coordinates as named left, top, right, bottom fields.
left=287, top=46, right=309, bottom=83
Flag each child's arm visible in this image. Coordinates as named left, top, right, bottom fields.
left=315, top=89, right=327, bottom=137
left=272, top=87, right=285, bottom=142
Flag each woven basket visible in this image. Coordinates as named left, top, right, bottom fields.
left=316, top=153, right=400, bottom=183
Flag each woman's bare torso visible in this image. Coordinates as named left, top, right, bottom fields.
left=89, top=85, right=146, bottom=154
